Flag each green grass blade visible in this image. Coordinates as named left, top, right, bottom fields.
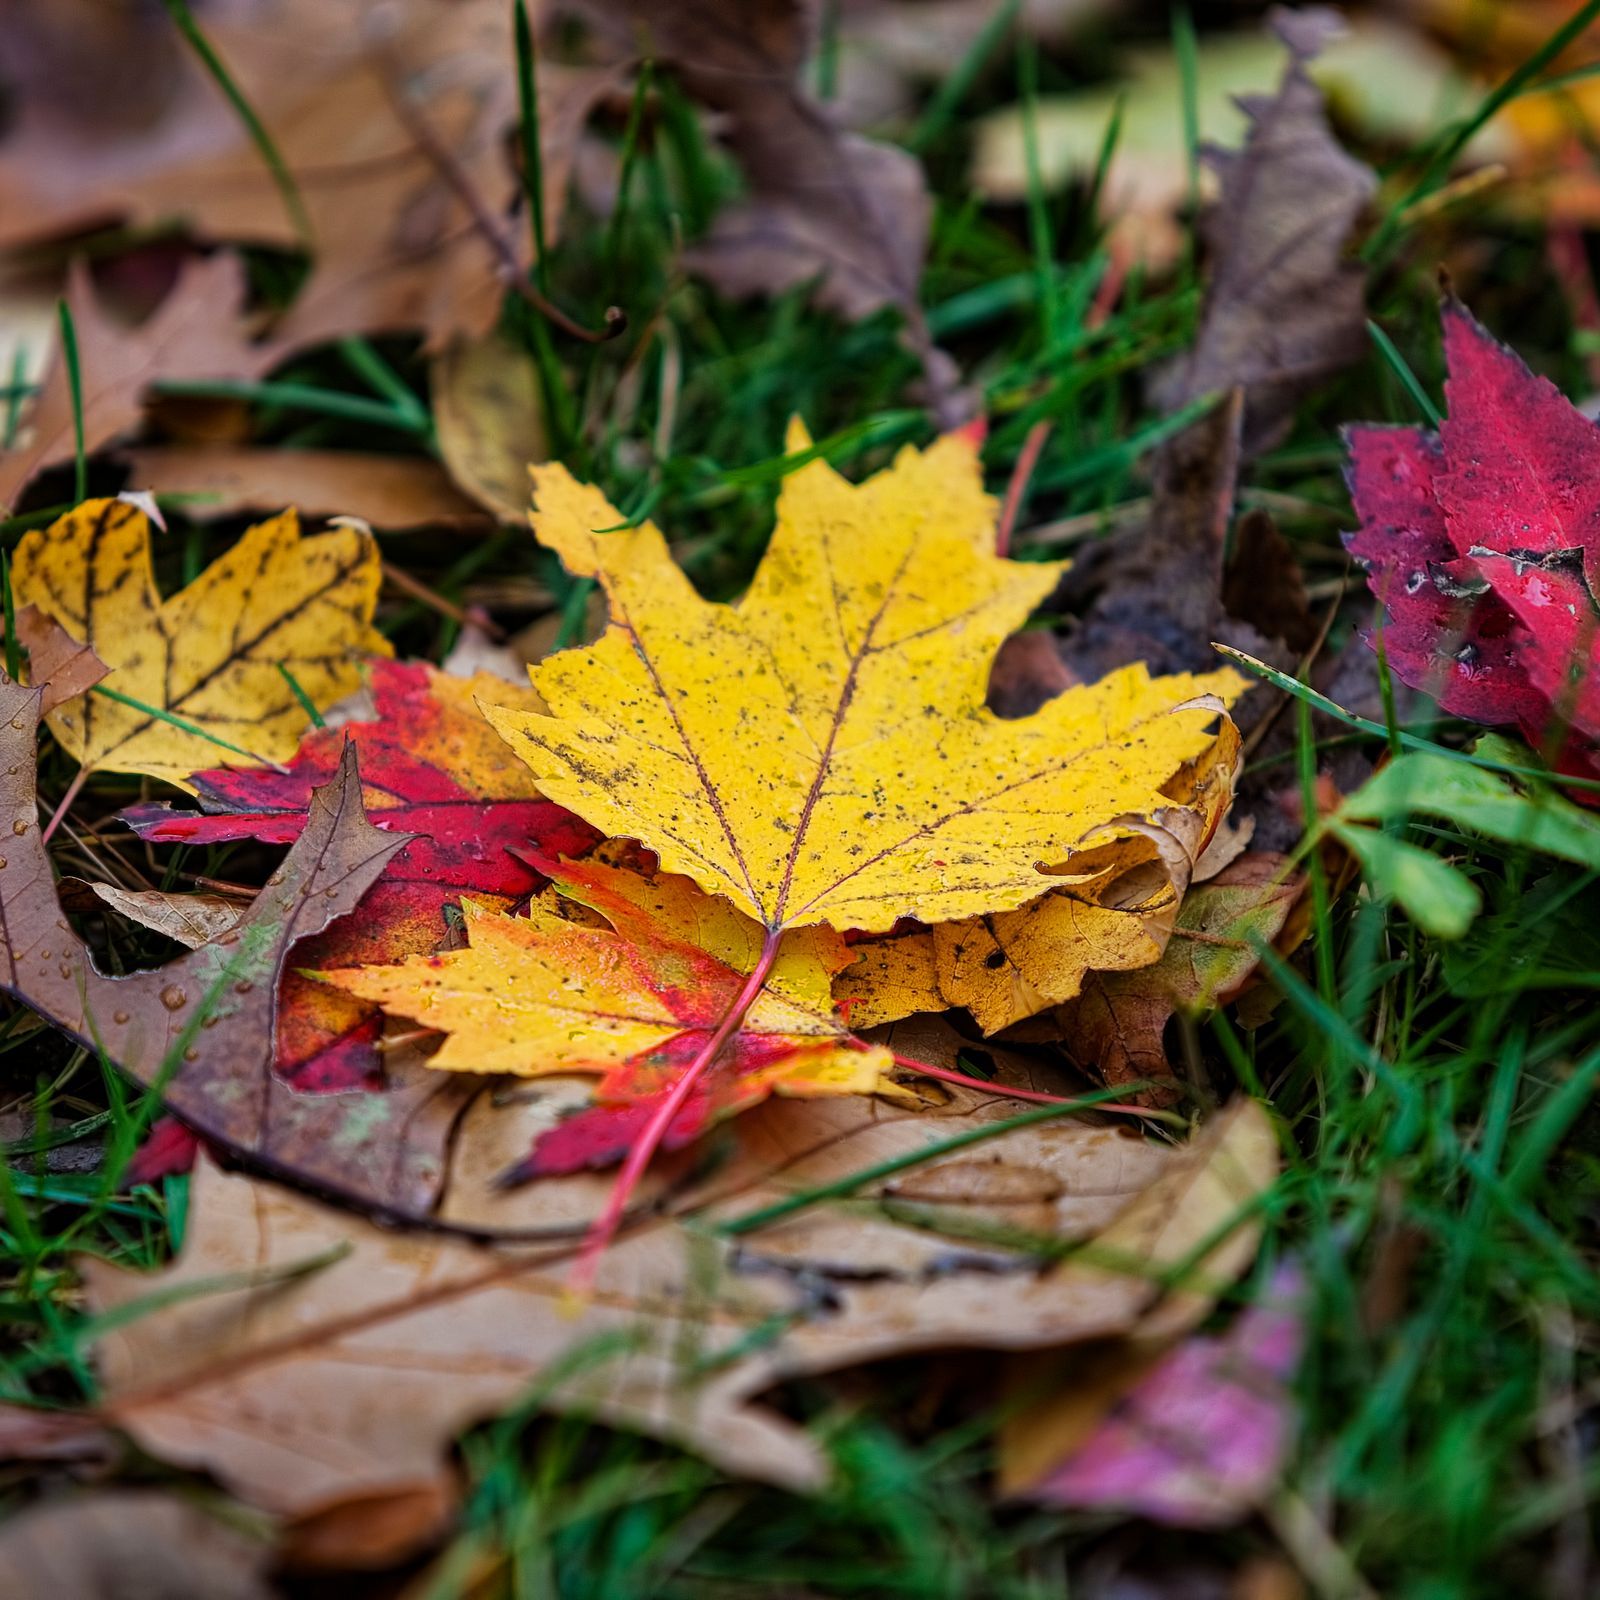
left=159, top=0, right=313, bottom=249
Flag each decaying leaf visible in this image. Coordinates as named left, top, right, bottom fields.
left=125, top=658, right=597, bottom=1093
left=0, top=1, right=612, bottom=352
left=123, top=447, right=488, bottom=531
left=431, top=329, right=552, bottom=522
left=1002, top=1261, right=1305, bottom=1526
left=0, top=256, right=283, bottom=514
left=0, top=1492, right=273, bottom=1600
left=82, top=1098, right=1275, bottom=1521
left=12, top=604, right=108, bottom=715
left=837, top=718, right=1244, bottom=1033
left=0, top=672, right=467, bottom=1223
left=323, top=846, right=904, bottom=1177
left=63, top=881, right=246, bottom=951
left=1055, top=853, right=1305, bottom=1097
left=13, top=497, right=387, bottom=787
left=1151, top=9, right=1376, bottom=456
left=1346, top=300, right=1600, bottom=785
left=489, top=425, right=1243, bottom=937
left=582, top=0, right=950, bottom=407
left=974, top=14, right=1440, bottom=272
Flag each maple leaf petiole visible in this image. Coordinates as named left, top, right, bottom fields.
left=890, top=1053, right=1158, bottom=1118
left=569, top=928, right=786, bottom=1295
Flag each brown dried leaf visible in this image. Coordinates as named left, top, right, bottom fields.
left=61, top=882, right=247, bottom=951
left=1151, top=8, right=1376, bottom=454
left=0, top=256, right=283, bottom=514
left=124, top=448, right=488, bottom=531
left=13, top=604, right=108, bottom=715
left=83, top=1099, right=1274, bottom=1521
left=0, top=1492, right=272, bottom=1600
left=0, top=672, right=468, bottom=1223
left=1056, top=853, right=1305, bottom=1098
left=430, top=330, right=551, bottom=522
left=0, top=2, right=613, bottom=352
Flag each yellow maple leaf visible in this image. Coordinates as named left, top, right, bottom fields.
left=488, top=423, right=1244, bottom=938
left=839, top=718, right=1244, bottom=1033
left=13, top=498, right=389, bottom=787
left=317, top=850, right=902, bottom=1175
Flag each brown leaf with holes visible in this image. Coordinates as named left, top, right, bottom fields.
left=0, top=256, right=284, bottom=514
left=81, top=1096, right=1273, bottom=1530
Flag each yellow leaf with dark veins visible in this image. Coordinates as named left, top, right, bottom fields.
left=488, top=422, right=1244, bottom=936
left=14, top=497, right=388, bottom=788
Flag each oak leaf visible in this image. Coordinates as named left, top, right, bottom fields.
left=1346, top=301, right=1600, bottom=783
left=81, top=1098, right=1274, bottom=1521
left=488, top=425, right=1243, bottom=937
left=125, top=658, right=598, bottom=1092
left=13, top=497, right=387, bottom=787
left=320, top=846, right=903, bottom=1177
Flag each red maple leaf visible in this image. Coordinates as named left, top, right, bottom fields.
left=124, top=659, right=598, bottom=1092
left=1346, top=300, right=1600, bottom=786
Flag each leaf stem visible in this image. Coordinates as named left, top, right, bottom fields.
left=570, top=929, right=785, bottom=1294
left=891, top=1052, right=1153, bottom=1115
left=993, top=420, right=1051, bottom=558
left=41, top=766, right=88, bottom=846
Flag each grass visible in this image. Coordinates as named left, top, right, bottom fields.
left=2, top=6, right=1600, bottom=1597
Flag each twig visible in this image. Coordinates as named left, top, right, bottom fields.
left=994, top=421, right=1052, bottom=558
left=41, top=766, right=88, bottom=846
left=372, top=41, right=625, bottom=345
left=380, top=560, right=503, bottom=637
left=891, top=1052, right=1154, bottom=1115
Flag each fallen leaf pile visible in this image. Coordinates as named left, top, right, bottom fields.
left=1347, top=300, right=1600, bottom=790
left=0, top=420, right=1302, bottom=1557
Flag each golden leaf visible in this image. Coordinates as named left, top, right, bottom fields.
left=839, top=717, right=1245, bottom=1033
left=488, top=424, right=1244, bottom=936
left=13, top=497, right=388, bottom=787
left=319, top=851, right=900, bottom=1170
